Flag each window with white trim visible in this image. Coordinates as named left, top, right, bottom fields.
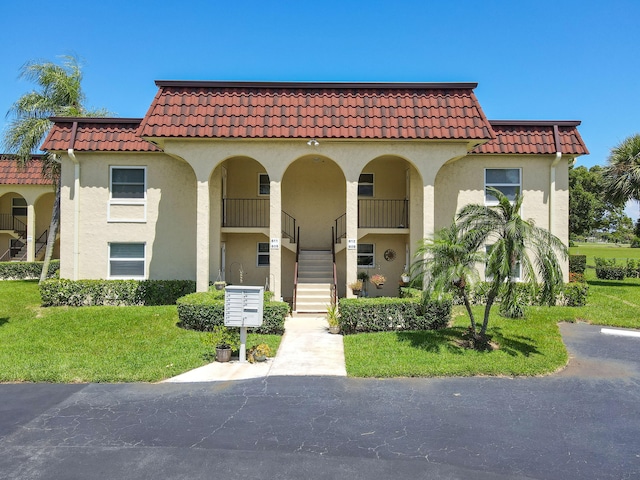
left=109, top=243, right=145, bottom=278
left=485, top=245, right=521, bottom=281
left=485, top=168, right=521, bottom=204
left=358, top=173, right=374, bottom=197
left=12, top=197, right=27, bottom=216
left=111, top=167, right=146, bottom=199
left=257, top=242, right=270, bottom=266
left=258, top=173, right=270, bottom=196
left=357, top=243, right=375, bottom=268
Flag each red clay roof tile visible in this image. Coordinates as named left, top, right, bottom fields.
left=136, top=82, right=494, bottom=140
left=41, top=118, right=160, bottom=152
left=0, top=156, right=53, bottom=185
left=473, top=121, right=588, bottom=155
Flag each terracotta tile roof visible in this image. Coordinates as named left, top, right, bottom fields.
left=473, top=121, right=589, bottom=155
left=0, top=156, right=52, bottom=185
left=42, top=118, right=160, bottom=152
left=137, top=81, right=495, bottom=141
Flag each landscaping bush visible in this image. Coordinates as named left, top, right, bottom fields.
left=176, top=291, right=288, bottom=335
left=569, top=255, right=587, bottom=274
left=0, top=260, right=59, bottom=280
left=39, top=279, right=196, bottom=306
left=631, top=237, right=640, bottom=248
left=560, top=282, right=589, bottom=307
left=569, top=272, right=585, bottom=283
left=626, top=259, right=640, bottom=278
left=338, top=296, right=451, bottom=334
left=594, top=258, right=626, bottom=280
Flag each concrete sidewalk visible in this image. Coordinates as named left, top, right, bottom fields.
left=163, top=314, right=346, bottom=383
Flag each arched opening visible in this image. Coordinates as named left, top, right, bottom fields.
left=0, top=192, right=27, bottom=261
left=34, top=192, right=57, bottom=260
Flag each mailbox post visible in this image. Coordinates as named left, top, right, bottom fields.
left=224, top=286, right=264, bottom=363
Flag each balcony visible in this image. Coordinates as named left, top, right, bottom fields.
left=334, top=199, right=409, bottom=242
left=222, top=199, right=269, bottom=228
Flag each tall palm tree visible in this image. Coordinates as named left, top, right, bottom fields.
left=602, top=134, right=640, bottom=206
left=457, top=188, right=567, bottom=334
left=413, top=223, right=486, bottom=335
left=3, top=55, right=108, bottom=282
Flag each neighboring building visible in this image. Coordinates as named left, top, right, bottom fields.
left=0, top=156, right=58, bottom=262
left=42, top=81, right=587, bottom=311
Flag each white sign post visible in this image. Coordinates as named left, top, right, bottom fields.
left=224, top=286, right=264, bottom=363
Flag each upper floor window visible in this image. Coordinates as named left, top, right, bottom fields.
left=12, top=197, right=27, bottom=216
left=258, top=173, right=270, bottom=196
left=485, top=168, right=520, bottom=204
left=111, top=167, right=146, bottom=199
left=358, top=173, right=374, bottom=197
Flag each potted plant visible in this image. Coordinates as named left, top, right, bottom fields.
left=247, top=343, right=271, bottom=363
left=213, top=280, right=226, bottom=291
left=204, top=325, right=239, bottom=363
left=326, top=303, right=340, bottom=334
left=401, top=270, right=411, bottom=283
left=348, top=280, right=363, bottom=295
left=370, top=273, right=386, bottom=289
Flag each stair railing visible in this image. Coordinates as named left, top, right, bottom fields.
left=293, top=227, right=300, bottom=312
left=334, top=213, right=346, bottom=243
left=282, top=210, right=297, bottom=243
left=34, top=229, right=48, bottom=258
left=331, top=227, right=338, bottom=306
left=0, top=249, right=10, bottom=262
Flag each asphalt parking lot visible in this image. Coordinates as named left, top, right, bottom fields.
left=0, top=322, right=638, bottom=480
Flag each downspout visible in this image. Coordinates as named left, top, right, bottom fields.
left=549, top=124, right=562, bottom=235
left=68, top=121, right=80, bottom=280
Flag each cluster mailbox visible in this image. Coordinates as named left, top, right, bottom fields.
left=224, top=286, right=264, bottom=328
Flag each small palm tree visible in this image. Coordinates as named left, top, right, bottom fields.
left=457, top=188, right=567, bottom=335
left=3, top=55, right=108, bottom=281
left=602, top=134, right=640, bottom=206
left=413, top=223, right=485, bottom=335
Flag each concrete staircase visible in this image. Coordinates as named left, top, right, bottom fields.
left=295, top=250, right=334, bottom=313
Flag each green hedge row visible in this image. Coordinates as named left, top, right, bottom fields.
left=452, top=281, right=588, bottom=307
left=0, top=260, right=59, bottom=280
left=569, top=255, right=586, bottom=274
left=593, top=257, right=638, bottom=280
left=176, top=291, right=288, bottom=335
left=39, top=279, right=196, bottom=306
left=338, top=296, right=452, bottom=335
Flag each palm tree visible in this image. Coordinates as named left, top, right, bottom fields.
left=3, top=55, right=108, bottom=282
left=413, top=223, right=486, bottom=335
left=457, top=188, right=567, bottom=335
left=602, top=134, right=640, bottom=206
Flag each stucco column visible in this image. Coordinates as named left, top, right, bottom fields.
left=423, top=183, right=435, bottom=244
left=209, top=168, right=222, bottom=289
left=345, top=179, right=359, bottom=297
left=196, top=179, right=210, bottom=292
left=26, top=203, right=35, bottom=262
left=409, top=168, right=425, bottom=262
left=269, top=179, right=282, bottom=299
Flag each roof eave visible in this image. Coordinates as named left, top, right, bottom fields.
left=154, top=80, right=480, bottom=90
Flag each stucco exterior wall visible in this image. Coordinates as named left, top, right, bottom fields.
left=59, top=152, right=197, bottom=280
left=222, top=232, right=270, bottom=287
left=357, top=233, right=410, bottom=298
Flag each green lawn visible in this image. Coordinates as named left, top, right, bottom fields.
left=344, top=243, right=640, bottom=377
left=0, top=281, right=280, bottom=383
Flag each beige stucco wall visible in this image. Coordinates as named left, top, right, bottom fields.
left=356, top=234, right=410, bottom=298
left=221, top=232, right=270, bottom=287
left=59, top=152, right=197, bottom=280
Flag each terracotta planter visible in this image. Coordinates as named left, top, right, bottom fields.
left=215, top=346, right=232, bottom=362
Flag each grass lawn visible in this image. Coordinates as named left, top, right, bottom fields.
left=345, top=243, right=640, bottom=377
left=0, top=281, right=281, bottom=383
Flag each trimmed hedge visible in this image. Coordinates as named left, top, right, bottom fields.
left=560, top=282, right=589, bottom=307
left=39, top=279, right=196, bottom=306
left=452, top=281, right=588, bottom=307
left=594, top=258, right=626, bottom=280
left=569, top=255, right=587, bottom=274
left=176, top=291, right=288, bottom=335
left=338, top=296, right=452, bottom=335
left=0, top=260, right=59, bottom=280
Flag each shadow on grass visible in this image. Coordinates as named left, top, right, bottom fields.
left=395, top=326, right=541, bottom=358
left=588, top=280, right=640, bottom=288
left=0, top=318, right=7, bottom=327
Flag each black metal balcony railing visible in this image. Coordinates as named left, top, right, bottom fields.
left=0, top=213, right=27, bottom=233
left=358, top=199, right=409, bottom=229
left=282, top=210, right=296, bottom=243
left=222, top=199, right=269, bottom=228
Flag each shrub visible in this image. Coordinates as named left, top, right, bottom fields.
left=39, top=279, right=196, bottom=306
left=337, top=296, right=451, bottom=334
left=594, top=258, right=626, bottom=280
left=569, top=255, right=587, bottom=274
left=0, top=260, right=59, bottom=280
left=176, top=291, right=288, bottom=335
left=626, top=259, right=640, bottom=278
left=568, top=272, right=585, bottom=283
left=561, top=282, right=589, bottom=306
left=631, top=237, right=640, bottom=248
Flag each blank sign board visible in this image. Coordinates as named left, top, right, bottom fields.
left=224, top=286, right=264, bottom=327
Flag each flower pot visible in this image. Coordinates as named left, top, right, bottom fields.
left=375, top=284, right=384, bottom=289
left=214, top=283, right=225, bottom=291
left=253, top=354, right=266, bottom=362
left=215, top=346, right=232, bottom=362
left=401, top=275, right=410, bottom=283
left=352, top=289, right=361, bottom=296
left=329, top=325, right=340, bottom=334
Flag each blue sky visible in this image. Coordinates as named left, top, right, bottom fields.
left=1, top=0, right=639, bottom=218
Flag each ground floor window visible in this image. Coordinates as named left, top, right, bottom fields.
left=485, top=245, right=521, bottom=281
left=357, top=243, right=375, bottom=268
left=257, top=242, right=270, bottom=266
left=109, top=243, right=145, bottom=278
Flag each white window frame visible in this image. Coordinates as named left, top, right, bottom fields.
left=485, top=245, right=521, bottom=282
left=108, top=166, right=147, bottom=223
left=108, top=242, right=146, bottom=279
left=257, top=242, right=270, bottom=267
left=12, top=197, right=27, bottom=217
left=258, top=173, right=270, bottom=196
left=357, top=243, right=375, bottom=268
left=358, top=173, right=374, bottom=197
left=484, top=168, right=521, bottom=205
